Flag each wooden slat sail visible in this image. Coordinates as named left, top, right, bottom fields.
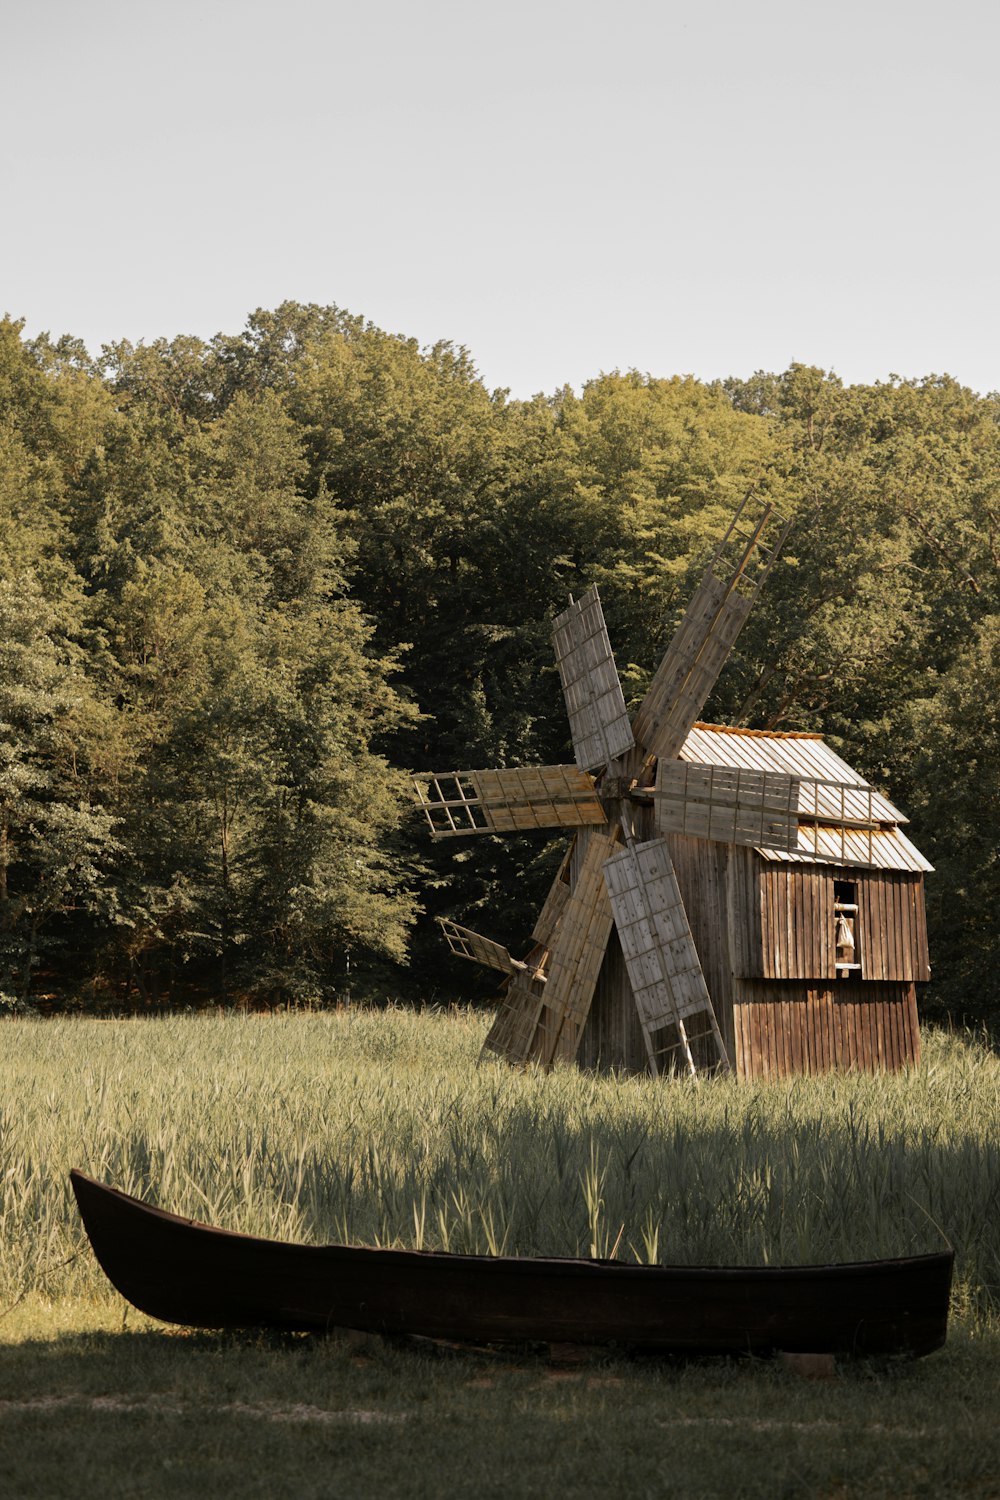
left=603, top=841, right=710, bottom=1027
left=631, top=496, right=790, bottom=761
left=552, top=585, right=635, bottom=771
left=412, top=766, right=606, bottom=838
left=535, top=830, right=619, bottom=1066
left=603, top=838, right=729, bottom=1075
left=531, top=842, right=574, bottom=947
left=631, top=581, right=752, bottom=760
left=450, top=854, right=575, bottom=1071
left=655, top=760, right=799, bottom=852
left=796, top=779, right=881, bottom=832
left=436, top=917, right=525, bottom=977
left=480, top=969, right=549, bottom=1065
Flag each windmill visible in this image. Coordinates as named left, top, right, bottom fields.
left=413, top=495, right=795, bottom=1078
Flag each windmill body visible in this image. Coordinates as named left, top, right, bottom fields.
left=414, top=496, right=932, bottom=1081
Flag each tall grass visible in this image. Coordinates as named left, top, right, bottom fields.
left=2, top=1009, right=999, bottom=1319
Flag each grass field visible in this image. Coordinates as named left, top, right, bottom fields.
left=2, top=1009, right=1000, bottom=1497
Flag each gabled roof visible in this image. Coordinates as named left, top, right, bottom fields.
left=678, top=723, right=932, bottom=874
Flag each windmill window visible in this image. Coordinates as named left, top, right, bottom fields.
left=834, top=880, right=860, bottom=975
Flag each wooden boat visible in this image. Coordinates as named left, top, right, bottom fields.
left=70, top=1170, right=953, bottom=1357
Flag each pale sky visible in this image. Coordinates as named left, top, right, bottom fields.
left=4, top=0, right=998, bottom=397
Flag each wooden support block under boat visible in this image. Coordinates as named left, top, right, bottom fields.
left=69, top=1171, right=953, bottom=1359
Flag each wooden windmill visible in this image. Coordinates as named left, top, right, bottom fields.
left=412, top=494, right=796, bottom=1078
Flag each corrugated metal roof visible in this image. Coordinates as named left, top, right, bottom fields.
left=680, top=723, right=907, bottom=826
left=677, top=723, right=932, bottom=874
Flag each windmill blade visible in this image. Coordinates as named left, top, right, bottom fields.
left=533, top=829, right=620, bottom=1067
left=602, top=838, right=729, bottom=1076
left=552, top=585, right=635, bottom=770
left=654, top=760, right=800, bottom=853
left=412, top=766, right=606, bottom=839
left=436, top=917, right=530, bottom=977
left=476, top=846, right=578, bottom=1068
left=530, top=841, right=575, bottom=948
left=631, top=496, right=792, bottom=761
left=479, top=843, right=575, bottom=1067
left=630, top=579, right=752, bottom=761
left=480, top=968, right=548, bottom=1066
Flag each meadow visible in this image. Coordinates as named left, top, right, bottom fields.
left=3, top=1008, right=1000, bottom=1498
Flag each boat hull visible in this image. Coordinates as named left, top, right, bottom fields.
left=70, top=1171, right=952, bottom=1357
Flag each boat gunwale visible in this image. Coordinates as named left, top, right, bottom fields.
left=69, top=1169, right=954, bottom=1284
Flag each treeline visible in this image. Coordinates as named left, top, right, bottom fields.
left=2, top=304, right=999, bottom=1018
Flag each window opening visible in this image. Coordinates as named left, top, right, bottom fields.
left=834, top=880, right=860, bottom=975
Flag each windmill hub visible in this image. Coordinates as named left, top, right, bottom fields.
left=598, top=774, right=640, bottom=805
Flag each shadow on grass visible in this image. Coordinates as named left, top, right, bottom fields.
left=5, top=1307, right=1000, bottom=1500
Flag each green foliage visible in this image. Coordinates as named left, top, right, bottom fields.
left=907, top=614, right=1000, bottom=1018
left=0, top=316, right=419, bottom=1006
left=1, top=305, right=999, bottom=1012
left=0, top=578, right=119, bottom=1006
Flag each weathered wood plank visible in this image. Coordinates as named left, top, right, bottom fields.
left=538, top=831, right=619, bottom=1066
left=480, top=971, right=548, bottom=1065
left=414, top=766, right=606, bottom=838
left=552, top=586, right=634, bottom=771
left=603, top=840, right=725, bottom=1065
left=531, top=842, right=574, bottom=948
left=887, top=994, right=900, bottom=1070
left=654, top=762, right=799, bottom=852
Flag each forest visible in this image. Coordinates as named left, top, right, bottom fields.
left=2, top=302, right=998, bottom=1020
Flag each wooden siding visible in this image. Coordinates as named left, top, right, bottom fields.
left=732, top=978, right=921, bottom=1079
left=726, top=843, right=765, bottom=981
left=576, top=926, right=649, bottom=1071
left=746, top=863, right=928, bottom=984
left=856, top=873, right=931, bottom=982
left=754, top=864, right=837, bottom=980
left=552, top=812, right=929, bottom=1080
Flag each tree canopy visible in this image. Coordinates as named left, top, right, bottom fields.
left=1, top=307, right=997, bottom=1019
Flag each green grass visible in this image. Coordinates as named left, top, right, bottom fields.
left=3, top=1298, right=1000, bottom=1498
left=3, top=1009, right=1000, bottom=1301
left=3, top=1010, right=1000, bottom=1497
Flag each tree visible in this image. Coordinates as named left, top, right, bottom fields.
left=907, top=615, right=1000, bottom=1020
left=89, top=368, right=420, bottom=1004
left=0, top=576, right=119, bottom=1007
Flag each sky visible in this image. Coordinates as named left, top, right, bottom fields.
left=3, top=0, right=998, bottom=397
